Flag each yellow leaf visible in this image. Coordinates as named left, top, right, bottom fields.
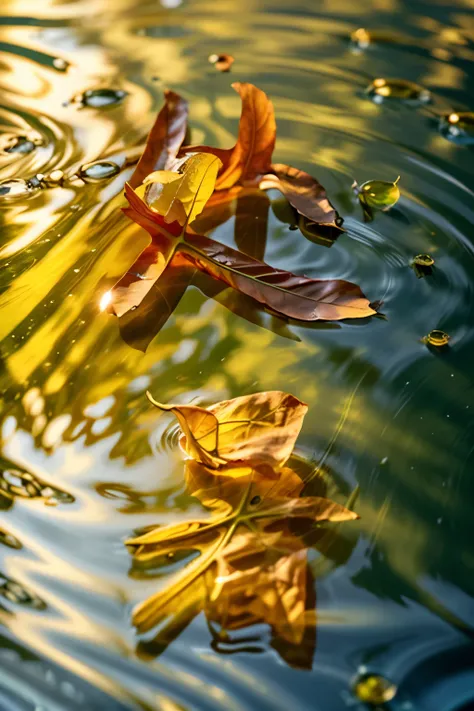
left=142, top=153, right=222, bottom=227
left=146, top=390, right=308, bottom=470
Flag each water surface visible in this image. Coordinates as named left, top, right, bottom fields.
left=1, top=0, right=474, bottom=709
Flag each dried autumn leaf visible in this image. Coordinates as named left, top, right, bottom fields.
left=113, top=174, right=377, bottom=323
left=260, top=164, right=344, bottom=233
left=180, top=232, right=377, bottom=321
left=143, top=152, right=222, bottom=227
left=130, top=89, right=188, bottom=189
left=146, top=390, right=308, bottom=470
left=180, top=82, right=276, bottom=190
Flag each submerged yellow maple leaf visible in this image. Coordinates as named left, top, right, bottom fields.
left=146, top=390, right=308, bottom=471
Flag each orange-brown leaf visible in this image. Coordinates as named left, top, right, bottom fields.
left=147, top=391, right=308, bottom=471
left=260, top=164, right=344, bottom=233
left=180, top=83, right=276, bottom=190
left=181, top=232, right=377, bottom=321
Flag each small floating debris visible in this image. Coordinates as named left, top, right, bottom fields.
left=0, top=178, right=36, bottom=199
left=71, top=88, right=128, bottom=108
left=412, top=253, right=435, bottom=278
left=208, top=53, right=234, bottom=72
left=413, top=253, right=434, bottom=267
left=350, top=27, right=371, bottom=51
left=357, top=177, right=401, bottom=210
left=79, top=160, right=121, bottom=182
left=423, top=329, right=450, bottom=347
left=0, top=528, right=22, bottom=550
left=0, top=133, right=42, bottom=155
left=353, top=673, right=397, bottom=705
left=439, top=112, right=474, bottom=145
left=366, top=78, right=431, bottom=105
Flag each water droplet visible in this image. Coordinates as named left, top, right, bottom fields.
left=423, top=329, right=450, bottom=347
left=353, top=673, right=397, bottom=705
left=366, top=78, right=431, bottom=104
left=52, top=57, right=68, bottom=71
left=358, top=177, right=400, bottom=210
left=0, top=134, right=40, bottom=155
left=74, top=88, right=128, bottom=108
left=439, top=112, right=474, bottom=145
left=0, top=178, right=34, bottom=199
left=79, top=160, right=121, bottom=182
left=413, top=253, right=434, bottom=267
left=250, top=495, right=261, bottom=505
left=350, top=27, right=371, bottom=51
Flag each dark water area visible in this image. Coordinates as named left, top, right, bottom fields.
left=1, top=0, right=474, bottom=709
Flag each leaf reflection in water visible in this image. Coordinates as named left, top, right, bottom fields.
left=127, top=391, right=358, bottom=667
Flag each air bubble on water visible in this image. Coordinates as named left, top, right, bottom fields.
left=52, top=57, right=68, bottom=71
left=439, top=112, right=474, bottom=145
left=73, top=88, right=128, bottom=108
left=0, top=134, right=41, bottom=155
left=79, top=160, right=121, bottom=182
left=350, top=27, right=371, bottom=51
left=366, top=78, right=431, bottom=104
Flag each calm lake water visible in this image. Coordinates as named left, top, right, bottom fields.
left=1, top=0, right=474, bottom=709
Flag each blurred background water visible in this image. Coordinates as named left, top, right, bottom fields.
left=1, top=0, right=474, bottom=709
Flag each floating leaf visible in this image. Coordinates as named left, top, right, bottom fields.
left=111, top=169, right=377, bottom=326
left=143, top=153, right=222, bottom=227
left=180, top=232, right=377, bottom=321
left=358, top=177, right=400, bottom=210
left=179, top=82, right=276, bottom=190
left=146, top=390, right=308, bottom=470
left=130, top=89, right=189, bottom=189
left=208, top=53, right=234, bottom=72
left=260, top=164, right=344, bottom=233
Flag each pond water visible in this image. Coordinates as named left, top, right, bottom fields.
left=1, top=0, right=474, bottom=709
